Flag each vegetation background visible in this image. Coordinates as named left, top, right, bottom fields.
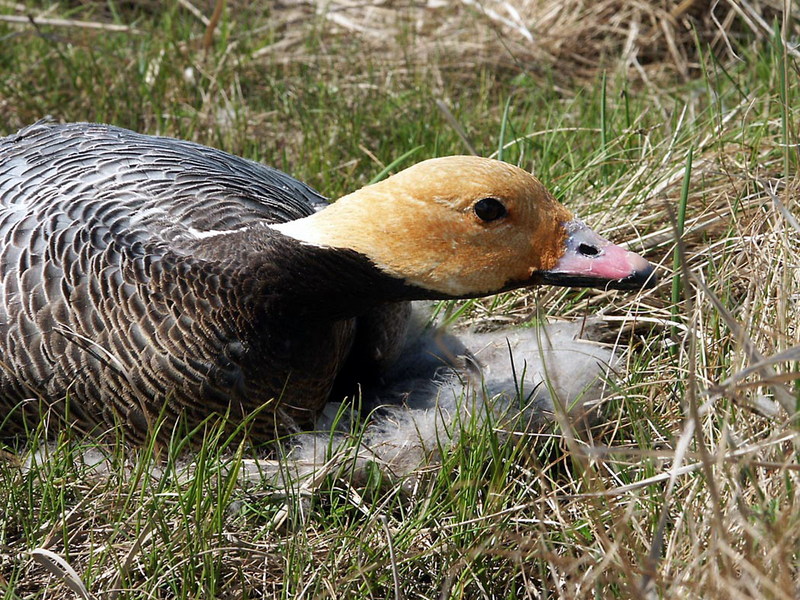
left=0, top=0, right=799, bottom=598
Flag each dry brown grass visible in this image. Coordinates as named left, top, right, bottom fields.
left=247, top=0, right=795, bottom=79
left=4, top=1, right=794, bottom=82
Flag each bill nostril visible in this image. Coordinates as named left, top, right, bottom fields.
left=577, top=243, right=600, bottom=257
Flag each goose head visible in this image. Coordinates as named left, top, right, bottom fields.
left=273, top=156, right=656, bottom=298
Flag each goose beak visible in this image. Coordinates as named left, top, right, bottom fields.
left=539, top=219, right=657, bottom=290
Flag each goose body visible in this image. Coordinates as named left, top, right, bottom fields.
left=0, top=122, right=654, bottom=443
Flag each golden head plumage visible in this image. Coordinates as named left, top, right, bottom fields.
left=275, top=156, right=654, bottom=297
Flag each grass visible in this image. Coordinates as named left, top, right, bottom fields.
left=1, top=0, right=800, bottom=598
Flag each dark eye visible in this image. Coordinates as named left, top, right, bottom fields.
left=473, top=198, right=507, bottom=222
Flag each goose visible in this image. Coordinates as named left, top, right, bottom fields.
left=0, top=121, right=655, bottom=444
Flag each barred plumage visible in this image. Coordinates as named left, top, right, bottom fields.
left=0, top=122, right=654, bottom=444
left=0, top=122, right=368, bottom=441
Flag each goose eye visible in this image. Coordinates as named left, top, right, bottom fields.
left=473, top=198, right=507, bottom=222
